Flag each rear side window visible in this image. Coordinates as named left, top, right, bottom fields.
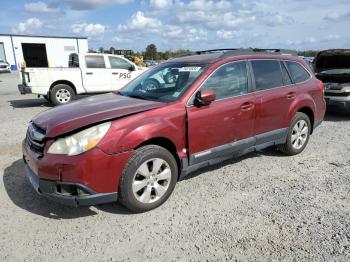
left=68, top=53, right=79, bottom=68
left=85, top=55, right=106, bottom=68
left=251, top=60, right=283, bottom=90
left=285, top=61, right=310, bottom=83
left=201, top=61, right=248, bottom=99
left=108, top=56, right=133, bottom=70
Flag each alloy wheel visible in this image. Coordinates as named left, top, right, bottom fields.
left=132, top=158, right=172, bottom=204
left=291, top=119, right=309, bottom=150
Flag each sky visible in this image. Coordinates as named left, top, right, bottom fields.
left=0, top=0, right=350, bottom=52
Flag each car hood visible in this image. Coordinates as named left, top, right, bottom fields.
left=32, top=93, right=165, bottom=138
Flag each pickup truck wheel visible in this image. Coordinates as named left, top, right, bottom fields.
left=50, top=84, right=75, bottom=106
left=278, top=112, right=311, bottom=156
left=118, top=145, right=178, bottom=212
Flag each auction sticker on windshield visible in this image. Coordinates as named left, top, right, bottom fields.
left=179, top=67, right=202, bottom=72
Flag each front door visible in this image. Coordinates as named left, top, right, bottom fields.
left=186, top=61, right=256, bottom=165
left=108, top=56, right=139, bottom=91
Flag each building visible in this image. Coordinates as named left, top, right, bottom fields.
left=0, top=34, right=88, bottom=70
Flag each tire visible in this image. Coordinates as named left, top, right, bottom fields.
left=278, top=112, right=311, bottom=156
left=118, top=145, right=178, bottom=212
left=50, top=84, right=75, bottom=106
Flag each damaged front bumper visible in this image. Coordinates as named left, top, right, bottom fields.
left=24, top=162, right=118, bottom=207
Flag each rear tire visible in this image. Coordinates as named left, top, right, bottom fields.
left=278, top=112, right=311, bottom=155
left=50, top=84, right=75, bottom=106
left=118, top=145, right=178, bottom=213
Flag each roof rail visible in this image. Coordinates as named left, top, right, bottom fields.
left=172, top=48, right=298, bottom=60
left=195, top=48, right=239, bottom=54
left=218, top=48, right=298, bottom=59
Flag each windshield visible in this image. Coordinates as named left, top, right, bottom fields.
left=119, top=63, right=208, bottom=102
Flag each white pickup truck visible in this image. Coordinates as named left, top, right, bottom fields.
left=18, top=53, right=147, bottom=105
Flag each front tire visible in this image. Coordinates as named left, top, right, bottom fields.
left=279, top=112, right=311, bottom=155
left=50, top=84, right=75, bottom=106
left=118, top=145, right=178, bottom=212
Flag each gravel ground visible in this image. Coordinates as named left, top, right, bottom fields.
left=0, top=72, right=349, bottom=261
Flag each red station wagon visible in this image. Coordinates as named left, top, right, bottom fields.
left=23, top=49, right=326, bottom=212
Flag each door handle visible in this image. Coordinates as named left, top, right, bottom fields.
left=112, top=72, right=119, bottom=75
left=287, top=92, right=296, bottom=99
left=86, top=72, right=93, bottom=75
left=241, top=102, right=254, bottom=111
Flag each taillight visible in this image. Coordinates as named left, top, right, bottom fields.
left=318, top=81, right=324, bottom=93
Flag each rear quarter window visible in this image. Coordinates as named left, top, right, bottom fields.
left=285, top=61, right=310, bottom=83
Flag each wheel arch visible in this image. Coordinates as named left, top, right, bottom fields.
left=136, top=137, right=182, bottom=178
left=49, top=80, right=77, bottom=95
left=297, top=106, right=315, bottom=133
left=288, top=94, right=316, bottom=134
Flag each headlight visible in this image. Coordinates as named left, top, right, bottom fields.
left=47, top=122, right=111, bottom=156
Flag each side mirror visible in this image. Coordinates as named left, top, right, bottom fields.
left=194, top=90, right=216, bottom=106
left=129, top=65, right=136, bottom=71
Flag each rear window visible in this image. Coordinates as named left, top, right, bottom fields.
left=85, top=55, right=106, bottom=68
left=251, top=60, right=284, bottom=90
left=68, top=53, right=79, bottom=68
left=285, top=61, right=310, bottom=83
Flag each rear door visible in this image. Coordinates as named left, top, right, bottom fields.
left=187, top=61, right=256, bottom=165
left=82, top=55, right=110, bottom=92
left=108, top=56, right=139, bottom=91
left=250, top=59, right=295, bottom=142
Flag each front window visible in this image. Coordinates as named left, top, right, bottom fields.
left=109, top=56, right=133, bottom=70
left=200, top=61, right=248, bottom=100
left=119, top=63, right=208, bottom=102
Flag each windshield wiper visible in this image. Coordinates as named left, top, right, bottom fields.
left=115, top=91, right=124, bottom=96
left=126, top=94, right=150, bottom=100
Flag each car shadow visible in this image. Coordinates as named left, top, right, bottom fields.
left=324, top=110, right=350, bottom=122
left=3, top=159, right=132, bottom=219
left=8, top=95, right=92, bottom=109
left=8, top=98, right=52, bottom=108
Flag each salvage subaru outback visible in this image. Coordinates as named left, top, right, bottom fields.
left=23, top=49, right=326, bottom=212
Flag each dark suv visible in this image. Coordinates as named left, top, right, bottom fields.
left=314, top=49, right=350, bottom=112
left=23, top=49, right=326, bottom=212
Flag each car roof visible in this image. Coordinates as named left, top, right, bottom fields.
left=169, top=48, right=299, bottom=64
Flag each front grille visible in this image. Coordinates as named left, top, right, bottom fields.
left=26, top=123, right=46, bottom=155
left=325, top=91, right=350, bottom=97
left=0, top=65, right=6, bottom=68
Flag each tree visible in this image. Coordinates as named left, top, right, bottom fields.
left=109, top=47, right=115, bottom=54
left=144, top=44, right=158, bottom=60
left=98, top=47, right=104, bottom=53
